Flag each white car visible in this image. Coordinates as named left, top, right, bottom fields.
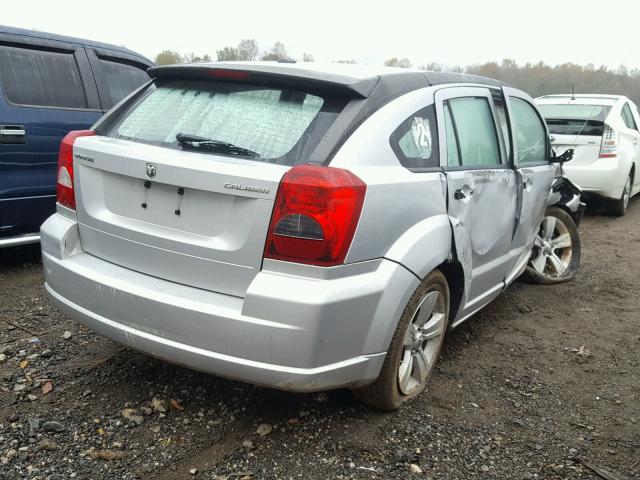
left=535, top=94, right=640, bottom=215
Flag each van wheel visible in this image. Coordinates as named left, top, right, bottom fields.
left=521, top=207, right=580, bottom=285
left=352, top=270, right=449, bottom=411
left=609, top=174, right=632, bottom=216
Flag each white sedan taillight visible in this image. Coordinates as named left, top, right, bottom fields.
left=599, top=125, right=618, bottom=158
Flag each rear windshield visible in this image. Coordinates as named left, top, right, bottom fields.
left=538, top=104, right=611, bottom=136
left=102, top=80, right=343, bottom=164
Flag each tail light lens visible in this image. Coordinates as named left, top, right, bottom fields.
left=56, top=130, right=95, bottom=209
left=599, top=125, right=618, bottom=158
left=264, top=165, right=366, bottom=266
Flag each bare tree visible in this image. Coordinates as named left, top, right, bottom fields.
left=217, top=47, right=240, bottom=61
left=384, top=57, right=412, bottom=68
left=237, top=39, right=259, bottom=61
left=154, top=50, right=183, bottom=66
left=262, top=42, right=287, bottom=61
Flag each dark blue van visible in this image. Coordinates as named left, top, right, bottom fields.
left=0, top=26, right=153, bottom=247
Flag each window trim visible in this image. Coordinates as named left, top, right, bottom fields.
left=389, top=104, right=440, bottom=172
left=434, top=86, right=508, bottom=171
left=621, top=103, right=638, bottom=132
left=502, top=87, right=550, bottom=167
left=0, top=42, right=101, bottom=112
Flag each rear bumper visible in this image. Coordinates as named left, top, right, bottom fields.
left=41, top=213, right=419, bottom=392
left=563, top=158, right=627, bottom=200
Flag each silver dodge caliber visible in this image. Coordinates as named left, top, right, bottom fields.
left=41, top=62, right=580, bottom=410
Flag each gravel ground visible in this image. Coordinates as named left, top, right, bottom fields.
left=1, top=200, right=639, bottom=480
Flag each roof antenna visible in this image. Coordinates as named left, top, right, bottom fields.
left=571, top=83, right=575, bottom=100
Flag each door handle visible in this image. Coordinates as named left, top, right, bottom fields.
left=0, top=125, right=27, bottom=144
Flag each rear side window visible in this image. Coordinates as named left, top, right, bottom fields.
left=446, top=97, right=501, bottom=167
left=621, top=103, right=638, bottom=131
left=99, top=58, right=149, bottom=105
left=510, top=98, right=547, bottom=164
left=105, top=80, right=341, bottom=164
left=0, top=45, right=87, bottom=109
left=390, top=105, right=439, bottom=169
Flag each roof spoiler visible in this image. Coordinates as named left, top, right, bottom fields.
left=147, top=64, right=379, bottom=98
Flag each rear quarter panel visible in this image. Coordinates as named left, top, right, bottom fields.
left=331, top=86, right=452, bottom=278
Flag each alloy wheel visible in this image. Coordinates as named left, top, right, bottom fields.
left=622, top=176, right=631, bottom=212
left=398, top=290, right=446, bottom=396
left=530, top=214, right=573, bottom=277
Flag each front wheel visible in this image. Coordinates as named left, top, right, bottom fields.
left=352, top=270, right=449, bottom=411
left=521, top=206, right=581, bottom=285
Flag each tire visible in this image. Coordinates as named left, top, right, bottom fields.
left=609, top=173, right=632, bottom=217
left=352, top=270, right=449, bottom=411
left=521, top=206, right=581, bottom=285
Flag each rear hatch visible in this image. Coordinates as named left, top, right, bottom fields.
left=73, top=71, right=350, bottom=297
left=538, top=102, right=612, bottom=166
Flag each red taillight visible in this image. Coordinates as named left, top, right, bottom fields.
left=56, top=130, right=95, bottom=210
left=264, top=165, right=366, bottom=266
left=599, top=125, right=618, bottom=159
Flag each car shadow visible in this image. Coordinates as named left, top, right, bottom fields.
left=0, top=243, right=41, bottom=270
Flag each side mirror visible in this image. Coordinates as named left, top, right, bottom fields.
left=550, top=148, right=574, bottom=164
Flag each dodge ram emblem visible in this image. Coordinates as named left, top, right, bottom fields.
left=145, top=163, right=157, bottom=178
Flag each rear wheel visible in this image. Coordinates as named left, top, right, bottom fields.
left=609, top=173, right=632, bottom=217
left=522, top=206, right=580, bottom=284
left=352, top=270, right=449, bottom=411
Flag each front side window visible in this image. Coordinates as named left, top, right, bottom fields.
left=510, top=97, right=547, bottom=164
left=446, top=97, right=501, bottom=167
left=0, top=45, right=87, bottom=109
left=99, top=58, right=149, bottom=106
left=390, top=105, right=439, bottom=169
left=106, top=80, right=337, bottom=164
left=621, top=103, right=638, bottom=131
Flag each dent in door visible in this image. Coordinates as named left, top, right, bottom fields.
left=448, top=169, right=517, bottom=305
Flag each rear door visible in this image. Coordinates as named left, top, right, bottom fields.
left=620, top=102, right=640, bottom=192
left=0, top=38, right=101, bottom=237
left=74, top=78, right=341, bottom=297
left=502, top=88, right=555, bottom=277
left=435, top=86, right=518, bottom=318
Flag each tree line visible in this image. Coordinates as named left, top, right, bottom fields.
left=154, top=43, right=640, bottom=104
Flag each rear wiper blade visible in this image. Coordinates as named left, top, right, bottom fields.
left=176, top=133, right=260, bottom=157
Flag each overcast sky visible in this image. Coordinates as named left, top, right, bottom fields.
left=4, top=0, right=639, bottom=69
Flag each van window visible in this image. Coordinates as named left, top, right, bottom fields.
left=99, top=58, right=149, bottom=105
left=0, top=45, right=87, bottom=109
left=389, top=105, right=439, bottom=169
left=447, top=97, right=501, bottom=167
left=104, top=80, right=343, bottom=165
left=510, top=97, right=547, bottom=164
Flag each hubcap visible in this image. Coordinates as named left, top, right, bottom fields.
left=398, top=291, right=446, bottom=396
left=530, top=215, right=572, bottom=277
